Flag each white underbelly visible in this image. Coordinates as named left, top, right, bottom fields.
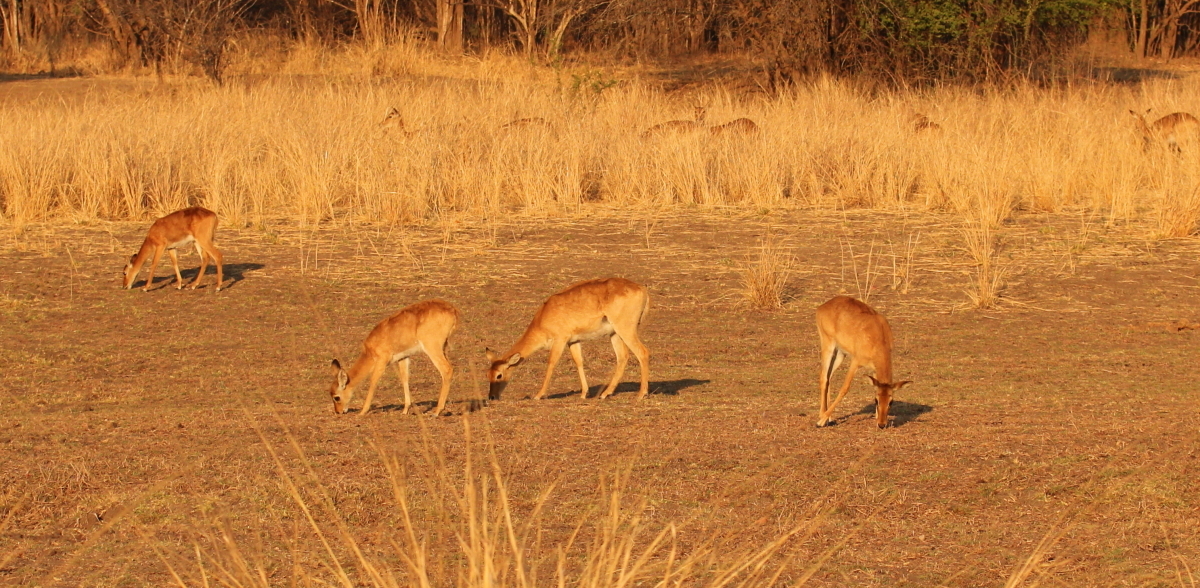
left=391, top=343, right=424, bottom=363
left=167, top=236, right=196, bottom=250
left=569, top=319, right=615, bottom=344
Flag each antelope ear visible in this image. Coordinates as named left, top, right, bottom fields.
left=866, top=375, right=881, bottom=387
left=485, top=348, right=498, bottom=363
left=331, top=359, right=342, bottom=372
left=893, top=380, right=912, bottom=391
left=337, top=369, right=350, bottom=389
left=506, top=353, right=522, bottom=367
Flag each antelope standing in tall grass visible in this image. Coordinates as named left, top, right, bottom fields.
left=911, top=112, right=942, bottom=133
left=1129, top=109, right=1199, bottom=153
left=122, top=207, right=224, bottom=292
left=486, top=278, right=650, bottom=402
left=709, top=118, right=759, bottom=136
left=815, top=296, right=911, bottom=429
left=329, top=299, right=458, bottom=416
left=501, top=117, right=552, bottom=130
left=641, top=106, right=707, bottom=138
left=379, top=107, right=416, bottom=137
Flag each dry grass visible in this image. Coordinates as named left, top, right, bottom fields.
left=2, top=43, right=1200, bottom=244
left=1153, top=185, right=1200, bottom=239
left=961, top=222, right=1007, bottom=309
left=150, top=415, right=866, bottom=588
left=889, top=231, right=920, bottom=294
left=740, top=233, right=793, bottom=310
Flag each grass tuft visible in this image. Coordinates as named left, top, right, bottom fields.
left=962, top=222, right=1007, bottom=309
left=741, top=233, right=793, bottom=310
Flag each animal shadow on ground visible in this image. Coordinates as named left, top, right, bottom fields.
left=139, top=262, right=265, bottom=291
left=852, top=400, right=933, bottom=428
left=368, top=398, right=478, bottom=416
left=544, top=378, right=711, bottom=400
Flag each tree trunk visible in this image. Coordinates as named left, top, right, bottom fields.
left=95, top=0, right=137, bottom=63
left=1136, top=0, right=1148, bottom=58
left=437, top=0, right=463, bottom=54
left=1, top=0, right=19, bottom=55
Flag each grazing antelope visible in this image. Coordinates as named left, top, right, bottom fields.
left=816, top=296, right=911, bottom=429
left=329, top=299, right=458, bottom=416
left=709, top=117, right=760, bottom=136
left=486, top=277, right=650, bottom=402
left=911, top=113, right=942, bottom=133
left=1129, top=109, right=1199, bottom=153
left=501, top=117, right=552, bottom=130
left=640, top=106, right=707, bottom=138
left=122, top=207, right=224, bottom=292
left=379, top=107, right=415, bottom=136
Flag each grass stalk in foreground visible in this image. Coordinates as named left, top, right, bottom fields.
left=149, top=411, right=879, bottom=588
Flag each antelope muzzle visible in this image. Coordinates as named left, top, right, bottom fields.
left=488, top=380, right=507, bottom=401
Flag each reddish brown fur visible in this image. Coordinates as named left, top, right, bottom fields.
left=815, top=296, right=910, bottom=429
left=1129, top=109, right=1199, bottom=153
left=641, top=106, right=707, bottom=138
left=912, top=113, right=942, bottom=133
left=379, top=107, right=416, bottom=137
left=330, top=299, right=458, bottom=416
left=486, top=277, right=650, bottom=402
left=122, top=206, right=224, bottom=292
left=709, top=118, right=759, bottom=136
left=501, top=117, right=552, bottom=130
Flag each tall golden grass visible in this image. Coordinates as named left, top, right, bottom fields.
left=146, top=415, right=870, bottom=588
left=1, top=43, right=1199, bottom=240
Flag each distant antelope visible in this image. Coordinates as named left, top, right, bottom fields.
left=641, top=106, right=707, bottom=138
left=911, top=113, right=942, bottom=133
left=816, top=296, right=911, bottom=429
left=1129, top=109, right=1199, bottom=153
left=379, top=107, right=415, bottom=137
left=709, top=118, right=759, bottom=136
left=486, top=277, right=650, bottom=402
left=122, top=207, right=224, bottom=292
left=329, top=299, right=458, bottom=416
left=501, top=117, right=552, bottom=130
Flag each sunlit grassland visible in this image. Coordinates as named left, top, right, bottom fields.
left=2, top=44, right=1198, bottom=243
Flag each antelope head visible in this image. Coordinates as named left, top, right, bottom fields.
left=122, top=254, right=138, bottom=289
left=867, top=375, right=911, bottom=429
left=485, top=349, right=522, bottom=400
left=329, top=359, right=352, bottom=414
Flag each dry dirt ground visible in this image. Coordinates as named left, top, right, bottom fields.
left=1, top=209, right=1198, bottom=587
